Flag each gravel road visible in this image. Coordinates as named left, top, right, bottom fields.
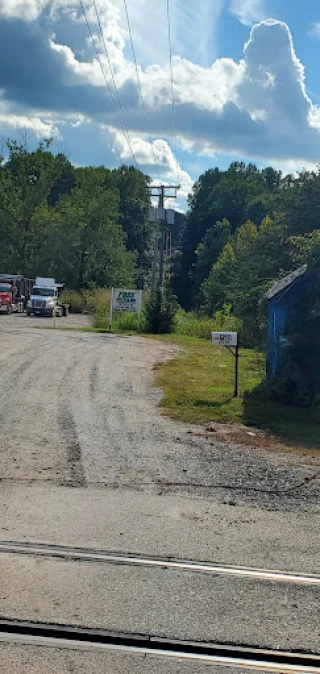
left=0, top=315, right=319, bottom=511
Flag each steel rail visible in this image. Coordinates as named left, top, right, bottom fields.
left=0, top=541, right=319, bottom=585
left=0, top=620, right=319, bottom=672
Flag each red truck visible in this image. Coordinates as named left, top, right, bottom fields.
left=0, top=275, right=34, bottom=314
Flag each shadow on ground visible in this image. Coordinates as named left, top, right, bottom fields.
left=243, top=382, right=320, bottom=450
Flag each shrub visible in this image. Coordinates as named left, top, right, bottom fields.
left=60, top=290, right=84, bottom=313
left=269, top=358, right=313, bottom=408
left=144, top=290, right=177, bottom=334
left=174, top=307, right=240, bottom=340
left=60, top=288, right=111, bottom=315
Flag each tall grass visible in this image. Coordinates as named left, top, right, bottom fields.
left=61, top=289, right=111, bottom=315
left=93, top=311, right=140, bottom=331
left=174, top=308, right=241, bottom=340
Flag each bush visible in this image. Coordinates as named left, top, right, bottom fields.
left=174, top=307, right=240, bottom=340
left=60, top=288, right=111, bottom=315
left=60, top=290, right=85, bottom=313
left=269, top=358, right=313, bottom=408
left=144, top=290, right=177, bottom=334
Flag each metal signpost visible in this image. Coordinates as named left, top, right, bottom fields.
left=211, top=332, right=239, bottom=397
left=109, top=288, right=142, bottom=330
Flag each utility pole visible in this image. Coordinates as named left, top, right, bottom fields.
left=149, top=184, right=180, bottom=291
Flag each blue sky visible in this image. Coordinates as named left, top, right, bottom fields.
left=1, top=0, right=320, bottom=208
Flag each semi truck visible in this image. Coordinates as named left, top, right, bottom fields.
left=0, top=275, right=34, bottom=313
left=26, top=277, right=68, bottom=317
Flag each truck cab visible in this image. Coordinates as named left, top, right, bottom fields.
left=0, top=281, right=24, bottom=313
left=27, top=278, right=61, bottom=317
left=0, top=283, right=14, bottom=313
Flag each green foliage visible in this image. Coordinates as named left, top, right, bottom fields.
left=144, top=290, right=177, bottom=334
left=201, top=217, right=294, bottom=346
left=113, top=165, right=152, bottom=287
left=282, top=169, right=320, bottom=235
left=269, top=358, right=313, bottom=408
left=175, top=162, right=282, bottom=308
left=174, top=307, right=240, bottom=340
left=60, top=288, right=111, bottom=314
left=0, top=140, right=151, bottom=289
left=191, top=218, right=231, bottom=303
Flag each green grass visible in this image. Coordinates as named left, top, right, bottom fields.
left=174, top=308, right=240, bottom=340
left=154, top=335, right=320, bottom=449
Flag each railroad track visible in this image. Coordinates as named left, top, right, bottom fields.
left=0, top=619, right=319, bottom=672
left=1, top=541, right=319, bottom=671
left=0, top=540, right=319, bottom=586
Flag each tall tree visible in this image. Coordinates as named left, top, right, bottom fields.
left=112, top=165, right=152, bottom=287
left=202, top=217, right=294, bottom=345
left=190, top=218, right=231, bottom=305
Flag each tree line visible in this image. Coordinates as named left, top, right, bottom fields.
left=173, top=161, right=320, bottom=348
left=0, top=139, right=153, bottom=289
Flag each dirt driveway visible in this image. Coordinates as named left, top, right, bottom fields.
left=0, top=315, right=319, bottom=511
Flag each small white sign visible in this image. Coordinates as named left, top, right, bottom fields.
left=112, top=289, right=142, bottom=313
left=212, top=332, right=238, bottom=347
left=109, top=288, right=142, bottom=329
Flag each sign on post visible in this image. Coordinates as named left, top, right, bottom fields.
left=109, top=288, right=142, bottom=329
left=212, top=332, right=239, bottom=397
left=212, top=332, right=238, bottom=347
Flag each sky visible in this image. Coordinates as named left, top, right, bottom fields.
left=1, top=0, right=320, bottom=209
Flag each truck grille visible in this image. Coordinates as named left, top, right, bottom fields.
left=32, top=300, right=46, bottom=308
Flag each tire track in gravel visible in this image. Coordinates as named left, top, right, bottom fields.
left=57, top=357, right=87, bottom=488
left=58, top=407, right=86, bottom=488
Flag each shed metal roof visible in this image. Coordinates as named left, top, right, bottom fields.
left=265, top=264, right=307, bottom=301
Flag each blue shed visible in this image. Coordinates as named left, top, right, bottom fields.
left=265, top=265, right=307, bottom=380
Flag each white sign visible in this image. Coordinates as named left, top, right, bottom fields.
left=109, top=288, right=142, bottom=328
left=112, top=289, right=142, bottom=312
left=212, top=332, right=238, bottom=347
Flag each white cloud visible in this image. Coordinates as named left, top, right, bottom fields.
left=308, top=22, right=320, bottom=40
left=229, top=0, right=266, bottom=26
left=113, top=131, right=193, bottom=203
left=0, top=100, right=59, bottom=136
left=0, top=0, right=51, bottom=21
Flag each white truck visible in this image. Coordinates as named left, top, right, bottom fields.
left=26, top=277, right=67, bottom=317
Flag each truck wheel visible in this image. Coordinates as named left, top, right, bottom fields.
left=26, top=310, right=31, bottom=316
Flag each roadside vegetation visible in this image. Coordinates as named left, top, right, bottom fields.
left=154, top=335, right=320, bottom=449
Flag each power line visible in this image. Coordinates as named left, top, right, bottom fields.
left=78, top=0, right=138, bottom=169
left=166, top=0, right=180, bottom=183
left=122, top=0, right=161, bottom=181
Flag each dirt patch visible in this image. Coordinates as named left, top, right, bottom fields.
left=191, top=422, right=320, bottom=459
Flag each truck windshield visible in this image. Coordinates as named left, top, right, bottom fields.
left=0, top=285, right=11, bottom=292
left=32, top=288, right=54, bottom=297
